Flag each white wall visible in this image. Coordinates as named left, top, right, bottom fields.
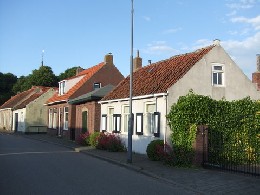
left=100, top=95, right=167, bottom=154
left=13, top=108, right=26, bottom=132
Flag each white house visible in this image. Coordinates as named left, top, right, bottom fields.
left=99, top=40, right=260, bottom=154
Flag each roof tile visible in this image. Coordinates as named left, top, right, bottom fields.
left=102, top=45, right=215, bottom=101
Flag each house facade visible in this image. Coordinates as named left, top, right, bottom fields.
left=13, top=87, right=56, bottom=133
left=0, top=86, right=55, bottom=132
left=100, top=40, right=260, bottom=154
left=68, top=84, right=115, bottom=141
left=45, top=53, right=124, bottom=140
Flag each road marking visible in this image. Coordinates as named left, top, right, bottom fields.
left=0, top=151, right=76, bottom=156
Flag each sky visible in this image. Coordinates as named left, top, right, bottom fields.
left=0, top=0, right=259, bottom=79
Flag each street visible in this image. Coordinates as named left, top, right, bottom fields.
left=0, top=133, right=195, bottom=195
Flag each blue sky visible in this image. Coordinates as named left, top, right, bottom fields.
left=0, top=0, right=259, bottom=79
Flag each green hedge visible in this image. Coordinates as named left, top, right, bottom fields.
left=167, top=91, right=260, bottom=165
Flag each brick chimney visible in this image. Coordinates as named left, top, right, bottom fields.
left=252, top=54, right=260, bottom=90
left=104, top=53, right=113, bottom=65
left=76, top=66, right=84, bottom=75
left=133, top=50, right=142, bottom=72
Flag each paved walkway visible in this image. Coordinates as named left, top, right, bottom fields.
left=3, top=132, right=260, bottom=194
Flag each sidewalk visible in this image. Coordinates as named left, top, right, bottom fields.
left=12, top=133, right=260, bottom=194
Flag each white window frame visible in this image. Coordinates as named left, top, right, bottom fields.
left=93, top=82, right=101, bottom=90
left=122, top=105, right=129, bottom=134
left=63, top=107, right=69, bottom=130
left=48, top=108, right=53, bottom=128
left=53, top=108, right=57, bottom=129
left=144, top=102, right=156, bottom=136
left=101, top=114, right=107, bottom=132
left=212, top=63, right=224, bottom=86
left=108, top=107, right=114, bottom=132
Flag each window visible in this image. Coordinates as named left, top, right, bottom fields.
left=94, top=82, right=101, bottom=90
left=136, top=113, right=143, bottom=135
left=113, top=114, right=121, bottom=133
left=59, top=80, right=66, bottom=95
left=212, top=64, right=224, bottom=86
left=145, top=103, right=156, bottom=135
left=122, top=105, right=129, bottom=133
left=153, top=112, right=160, bottom=137
left=48, top=109, right=53, bottom=128
left=53, top=108, right=57, bottom=129
left=64, top=107, right=69, bottom=130
left=108, top=107, right=114, bottom=132
left=101, top=114, right=107, bottom=132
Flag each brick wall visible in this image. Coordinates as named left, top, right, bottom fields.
left=252, top=72, right=260, bottom=90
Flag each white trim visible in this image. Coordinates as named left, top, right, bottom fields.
left=0, top=108, right=12, bottom=111
left=99, top=93, right=168, bottom=104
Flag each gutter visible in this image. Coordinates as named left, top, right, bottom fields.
left=99, top=93, right=168, bottom=104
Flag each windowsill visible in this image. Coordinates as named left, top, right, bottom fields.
left=212, top=85, right=225, bottom=87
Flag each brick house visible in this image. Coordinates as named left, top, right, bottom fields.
left=45, top=53, right=124, bottom=140
left=68, top=84, right=114, bottom=141
left=100, top=40, right=260, bottom=154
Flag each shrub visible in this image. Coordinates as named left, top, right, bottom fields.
left=89, top=132, right=101, bottom=147
left=146, top=140, right=164, bottom=161
left=96, top=133, right=125, bottom=152
left=78, top=131, right=90, bottom=146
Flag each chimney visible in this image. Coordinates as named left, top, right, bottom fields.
left=104, top=53, right=113, bottom=65
left=252, top=54, right=260, bottom=90
left=133, top=50, right=142, bottom=72
left=213, top=39, right=221, bottom=46
left=76, top=66, right=84, bottom=75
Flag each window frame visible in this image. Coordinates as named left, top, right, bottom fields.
left=48, top=108, right=53, bottom=128
left=63, top=107, right=69, bottom=130
left=212, top=63, right=224, bottom=87
left=153, top=112, right=160, bottom=137
left=144, top=102, right=156, bottom=136
left=122, top=105, right=130, bottom=134
left=101, top=114, right=107, bottom=132
left=136, top=113, right=143, bottom=135
left=113, top=114, right=121, bottom=133
left=107, top=107, right=114, bottom=132
left=93, top=82, right=101, bottom=90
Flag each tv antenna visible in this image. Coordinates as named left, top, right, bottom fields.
left=41, top=49, right=44, bottom=66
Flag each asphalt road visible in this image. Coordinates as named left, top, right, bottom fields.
left=0, top=133, right=196, bottom=195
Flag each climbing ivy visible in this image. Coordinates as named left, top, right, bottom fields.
left=167, top=91, right=260, bottom=166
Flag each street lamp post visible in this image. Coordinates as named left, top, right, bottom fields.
left=127, top=0, right=134, bottom=163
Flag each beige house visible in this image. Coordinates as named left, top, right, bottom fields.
left=0, top=86, right=56, bottom=133
left=100, top=40, right=260, bottom=154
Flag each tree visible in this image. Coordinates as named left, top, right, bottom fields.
left=0, top=72, right=17, bottom=106
left=12, top=66, right=58, bottom=94
left=58, top=67, right=78, bottom=81
left=30, top=66, right=58, bottom=87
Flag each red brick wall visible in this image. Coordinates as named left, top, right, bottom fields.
left=70, top=63, right=124, bottom=99
left=74, top=101, right=100, bottom=142
left=252, top=72, right=260, bottom=90
left=46, top=102, right=71, bottom=139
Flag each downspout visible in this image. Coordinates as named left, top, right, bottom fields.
left=164, top=94, right=168, bottom=146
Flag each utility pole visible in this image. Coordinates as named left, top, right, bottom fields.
left=127, top=0, right=134, bottom=163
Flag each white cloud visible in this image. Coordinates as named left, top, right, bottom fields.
left=226, top=0, right=257, bottom=10
left=142, top=16, right=151, bottom=22
left=231, top=15, right=260, bottom=30
left=143, top=41, right=178, bottom=55
left=163, top=27, right=182, bottom=34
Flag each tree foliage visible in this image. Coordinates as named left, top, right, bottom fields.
left=0, top=72, right=17, bottom=106
left=12, top=66, right=58, bottom=94
left=167, top=91, right=260, bottom=166
left=58, top=67, right=78, bottom=81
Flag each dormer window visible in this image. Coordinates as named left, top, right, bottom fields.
left=59, top=80, right=66, bottom=95
left=94, top=82, right=101, bottom=90
left=212, top=64, right=224, bottom=86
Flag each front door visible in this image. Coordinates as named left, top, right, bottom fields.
left=14, top=113, right=18, bottom=132
left=82, top=111, right=88, bottom=133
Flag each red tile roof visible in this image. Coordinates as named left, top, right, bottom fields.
left=102, top=45, right=215, bottom=101
left=0, top=86, right=52, bottom=109
left=46, top=62, right=105, bottom=105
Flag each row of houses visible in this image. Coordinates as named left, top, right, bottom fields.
left=1, top=40, right=260, bottom=154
